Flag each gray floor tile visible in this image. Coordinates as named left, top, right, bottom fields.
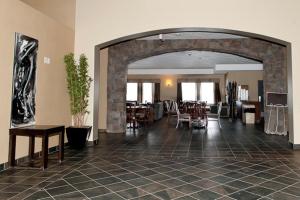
left=191, top=190, right=221, bottom=200
left=153, top=188, right=185, bottom=200
left=117, top=188, right=148, bottom=199
left=245, top=186, right=275, bottom=196
left=47, top=185, right=76, bottom=196
left=80, top=186, right=111, bottom=198
left=229, top=190, right=260, bottom=200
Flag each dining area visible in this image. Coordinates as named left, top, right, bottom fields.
left=164, top=100, right=223, bottom=130
left=125, top=79, right=224, bottom=132
left=126, top=99, right=223, bottom=132
left=126, top=101, right=154, bottom=131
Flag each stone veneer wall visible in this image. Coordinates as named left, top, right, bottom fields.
left=107, top=39, right=287, bottom=133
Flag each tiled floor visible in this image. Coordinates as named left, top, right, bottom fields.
left=1, top=118, right=300, bottom=200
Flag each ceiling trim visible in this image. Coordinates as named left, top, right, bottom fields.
left=95, top=27, right=290, bottom=51
left=215, top=64, right=263, bottom=71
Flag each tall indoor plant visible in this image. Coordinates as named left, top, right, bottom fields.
left=64, top=53, right=92, bottom=149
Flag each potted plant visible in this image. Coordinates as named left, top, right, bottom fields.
left=64, top=53, right=92, bottom=149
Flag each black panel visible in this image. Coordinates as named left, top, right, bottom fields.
left=11, top=33, right=38, bottom=127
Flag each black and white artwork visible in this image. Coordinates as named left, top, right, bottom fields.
left=11, top=33, right=38, bottom=127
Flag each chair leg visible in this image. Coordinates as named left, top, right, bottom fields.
left=176, top=118, right=179, bottom=129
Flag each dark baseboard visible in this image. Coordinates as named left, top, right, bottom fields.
left=87, top=139, right=99, bottom=146
left=0, top=139, right=101, bottom=172
left=0, top=144, right=64, bottom=172
left=99, top=129, right=127, bottom=134
left=289, top=143, right=300, bottom=150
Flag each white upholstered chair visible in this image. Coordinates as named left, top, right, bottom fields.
left=206, top=101, right=222, bottom=129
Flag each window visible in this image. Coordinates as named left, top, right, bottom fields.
left=200, top=82, right=214, bottom=104
left=126, top=83, right=138, bottom=101
left=182, top=82, right=197, bottom=101
left=142, top=83, right=153, bottom=103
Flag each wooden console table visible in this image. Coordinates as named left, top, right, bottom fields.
left=236, top=101, right=261, bottom=123
left=9, top=125, right=65, bottom=170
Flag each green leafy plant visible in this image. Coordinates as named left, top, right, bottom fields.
left=64, top=53, right=92, bottom=127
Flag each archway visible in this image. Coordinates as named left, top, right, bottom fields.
left=93, top=28, right=293, bottom=146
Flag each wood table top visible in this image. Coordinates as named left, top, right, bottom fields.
left=10, top=125, right=64, bottom=130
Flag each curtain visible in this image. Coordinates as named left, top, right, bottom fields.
left=197, top=83, right=201, bottom=101
left=177, top=82, right=182, bottom=102
left=138, top=83, right=143, bottom=103
left=214, top=82, right=221, bottom=103
left=154, top=83, right=160, bottom=102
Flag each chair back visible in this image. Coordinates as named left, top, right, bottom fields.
left=164, top=100, right=170, bottom=112
left=126, top=104, right=135, bottom=122
left=217, top=102, right=222, bottom=116
left=169, top=100, right=177, bottom=112
left=174, top=102, right=180, bottom=115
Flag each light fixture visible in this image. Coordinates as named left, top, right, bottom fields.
left=159, top=34, right=163, bottom=40
left=159, top=34, right=165, bottom=43
left=166, top=79, right=172, bottom=87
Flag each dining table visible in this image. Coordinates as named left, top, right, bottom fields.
left=126, top=105, right=153, bottom=130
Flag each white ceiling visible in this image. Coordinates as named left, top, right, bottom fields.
left=129, top=51, right=260, bottom=69
left=138, top=32, right=246, bottom=40
left=128, top=51, right=262, bottom=75
left=131, top=32, right=260, bottom=75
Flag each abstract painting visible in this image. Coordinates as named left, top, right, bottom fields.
left=11, top=33, right=38, bottom=127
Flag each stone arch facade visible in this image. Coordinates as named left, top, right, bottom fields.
left=106, top=38, right=287, bottom=133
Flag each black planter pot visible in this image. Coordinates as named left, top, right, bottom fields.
left=66, top=126, right=92, bottom=149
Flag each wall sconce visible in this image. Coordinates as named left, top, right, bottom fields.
left=166, top=79, right=172, bottom=87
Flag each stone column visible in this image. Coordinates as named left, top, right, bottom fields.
left=263, top=45, right=288, bottom=133
left=107, top=47, right=127, bottom=133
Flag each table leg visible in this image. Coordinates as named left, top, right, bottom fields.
left=167, top=112, right=170, bottom=124
left=133, top=117, right=136, bottom=131
left=42, top=135, right=49, bottom=170
left=8, top=134, right=16, bottom=167
left=29, top=136, right=35, bottom=160
left=58, top=130, right=64, bottom=163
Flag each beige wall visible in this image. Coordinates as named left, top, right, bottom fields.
left=75, top=0, right=300, bottom=144
left=21, top=0, right=76, bottom=30
left=0, top=0, right=74, bottom=164
left=227, top=71, right=263, bottom=101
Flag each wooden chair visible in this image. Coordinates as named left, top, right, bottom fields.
left=135, top=106, right=150, bottom=128
left=190, top=102, right=207, bottom=128
left=126, top=103, right=136, bottom=129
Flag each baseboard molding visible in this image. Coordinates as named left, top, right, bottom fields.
left=0, top=145, right=62, bottom=172
left=87, top=139, right=99, bottom=146
left=99, top=129, right=126, bottom=134
left=0, top=138, right=102, bottom=172
left=289, top=143, right=300, bottom=150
